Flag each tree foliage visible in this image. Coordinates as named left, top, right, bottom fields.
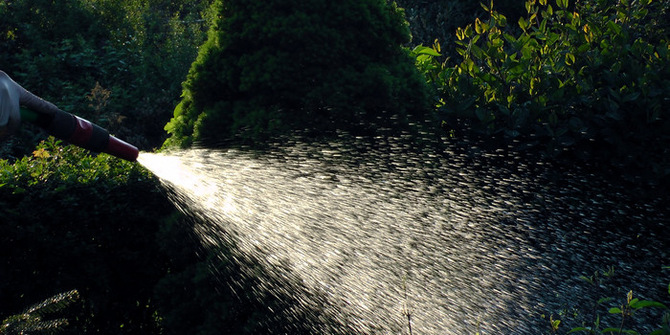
left=412, top=0, right=670, bottom=183
left=163, top=0, right=430, bottom=148
left=396, top=0, right=527, bottom=49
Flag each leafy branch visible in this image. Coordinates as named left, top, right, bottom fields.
left=0, top=290, right=80, bottom=335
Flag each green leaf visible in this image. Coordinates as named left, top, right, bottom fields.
left=539, top=17, right=548, bottom=33
left=568, top=327, right=591, bottom=333
left=630, top=300, right=668, bottom=310
left=494, top=12, right=507, bottom=27
left=456, top=27, right=465, bottom=41
left=557, top=0, right=569, bottom=10
left=472, top=34, right=481, bottom=45
left=609, top=307, right=622, bottom=314
left=518, top=17, right=529, bottom=31
left=578, top=275, right=594, bottom=284
left=465, top=25, right=474, bottom=38
left=577, top=43, right=591, bottom=53
left=606, top=21, right=622, bottom=35
left=503, top=33, right=517, bottom=44
left=413, top=45, right=441, bottom=57
left=471, top=44, right=485, bottom=59
left=475, top=18, right=485, bottom=34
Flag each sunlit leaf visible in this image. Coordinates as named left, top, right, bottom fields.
left=630, top=300, right=668, bottom=309
left=456, top=27, right=465, bottom=41
left=557, top=0, right=569, bottom=10
left=465, top=24, right=474, bottom=38
left=413, top=45, right=441, bottom=57
left=33, top=148, right=51, bottom=159
left=608, top=307, right=622, bottom=314
left=475, top=18, right=484, bottom=34
left=518, top=17, right=529, bottom=31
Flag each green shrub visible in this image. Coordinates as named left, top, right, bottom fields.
left=413, top=0, right=670, bottom=182
left=0, top=138, right=174, bottom=333
left=163, top=0, right=430, bottom=148
left=550, top=267, right=670, bottom=334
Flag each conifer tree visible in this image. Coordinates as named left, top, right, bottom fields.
left=164, top=0, right=429, bottom=148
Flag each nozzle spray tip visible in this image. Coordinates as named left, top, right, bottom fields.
left=106, top=135, right=139, bottom=162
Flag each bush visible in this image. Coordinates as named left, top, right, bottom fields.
left=0, top=138, right=175, bottom=333
left=413, top=0, right=670, bottom=183
left=163, top=0, right=430, bottom=148
left=395, top=0, right=527, bottom=49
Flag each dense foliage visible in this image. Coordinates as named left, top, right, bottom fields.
left=396, top=0, right=527, bottom=48
left=0, top=0, right=212, bottom=152
left=163, top=0, right=430, bottom=148
left=413, top=0, right=670, bottom=184
left=0, top=139, right=174, bottom=333
left=0, top=1, right=213, bottom=332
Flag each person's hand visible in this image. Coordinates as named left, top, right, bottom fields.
left=0, top=70, right=21, bottom=138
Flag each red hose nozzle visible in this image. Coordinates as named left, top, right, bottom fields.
left=105, top=135, right=139, bottom=162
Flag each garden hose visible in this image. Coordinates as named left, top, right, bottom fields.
left=20, top=108, right=139, bottom=162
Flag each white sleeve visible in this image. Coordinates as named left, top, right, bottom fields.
left=0, top=70, right=21, bottom=130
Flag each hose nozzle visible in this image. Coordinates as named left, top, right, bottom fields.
left=106, top=134, right=139, bottom=162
